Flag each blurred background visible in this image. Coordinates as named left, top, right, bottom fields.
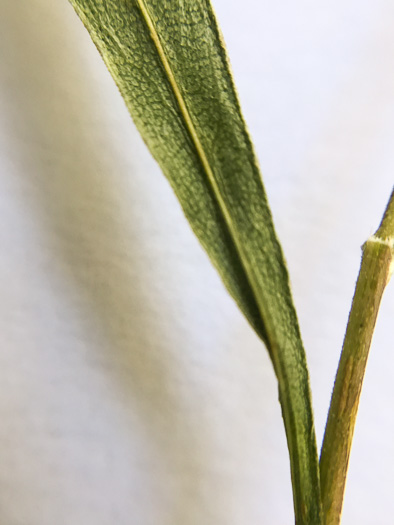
left=0, top=1, right=393, bottom=523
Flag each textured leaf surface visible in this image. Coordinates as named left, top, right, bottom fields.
left=68, top=1, right=322, bottom=522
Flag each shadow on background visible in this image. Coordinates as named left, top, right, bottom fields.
left=0, top=2, right=210, bottom=524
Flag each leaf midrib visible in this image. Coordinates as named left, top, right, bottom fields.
left=136, top=0, right=269, bottom=342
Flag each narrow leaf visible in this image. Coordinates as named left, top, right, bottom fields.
left=68, top=1, right=322, bottom=522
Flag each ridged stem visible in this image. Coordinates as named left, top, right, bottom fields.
left=320, top=188, right=394, bottom=525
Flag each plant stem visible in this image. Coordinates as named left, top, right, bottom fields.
left=320, top=188, right=394, bottom=525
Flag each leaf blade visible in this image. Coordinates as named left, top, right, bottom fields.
left=68, top=1, right=322, bottom=522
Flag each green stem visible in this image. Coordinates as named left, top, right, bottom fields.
left=320, top=187, right=394, bottom=525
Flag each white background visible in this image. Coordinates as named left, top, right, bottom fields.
left=0, top=1, right=393, bottom=524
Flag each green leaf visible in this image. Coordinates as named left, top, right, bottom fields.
left=67, top=1, right=322, bottom=522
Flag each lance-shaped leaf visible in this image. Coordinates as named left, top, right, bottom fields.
left=68, top=1, right=322, bottom=522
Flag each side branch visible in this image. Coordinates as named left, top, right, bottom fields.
left=320, top=188, right=394, bottom=525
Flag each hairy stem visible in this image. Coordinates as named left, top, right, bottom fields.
left=320, top=188, right=394, bottom=525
